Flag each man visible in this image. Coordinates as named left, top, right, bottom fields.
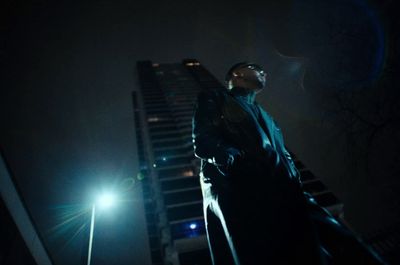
left=192, top=62, right=324, bottom=264
left=192, top=62, right=385, bottom=265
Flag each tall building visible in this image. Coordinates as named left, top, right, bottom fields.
left=134, top=59, right=345, bottom=265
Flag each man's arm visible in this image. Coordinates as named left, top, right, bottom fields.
left=283, top=146, right=302, bottom=183
left=192, top=90, right=242, bottom=168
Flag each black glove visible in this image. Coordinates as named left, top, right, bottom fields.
left=217, top=148, right=244, bottom=176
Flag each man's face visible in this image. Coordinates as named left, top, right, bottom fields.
left=231, top=65, right=266, bottom=91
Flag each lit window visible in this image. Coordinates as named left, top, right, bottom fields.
left=147, top=117, right=160, bottom=122
left=183, top=170, right=194, bottom=177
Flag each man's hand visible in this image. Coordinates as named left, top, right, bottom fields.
left=217, top=148, right=244, bottom=176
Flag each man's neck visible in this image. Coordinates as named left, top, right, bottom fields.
left=230, top=86, right=257, bottom=104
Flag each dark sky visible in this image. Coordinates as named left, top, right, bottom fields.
left=1, top=0, right=399, bottom=264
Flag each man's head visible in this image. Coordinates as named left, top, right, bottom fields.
left=225, top=62, right=267, bottom=92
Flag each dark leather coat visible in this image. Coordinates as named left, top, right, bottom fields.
left=192, top=88, right=324, bottom=265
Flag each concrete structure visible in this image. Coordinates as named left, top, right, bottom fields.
left=0, top=151, right=54, bottom=265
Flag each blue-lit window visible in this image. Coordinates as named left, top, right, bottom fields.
left=171, top=220, right=206, bottom=239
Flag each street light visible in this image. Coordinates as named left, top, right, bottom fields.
left=87, top=192, right=117, bottom=265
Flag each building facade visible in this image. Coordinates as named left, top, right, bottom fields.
left=134, top=59, right=345, bottom=265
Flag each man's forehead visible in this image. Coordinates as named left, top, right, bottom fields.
left=234, top=66, right=263, bottom=74
left=236, top=63, right=263, bottom=70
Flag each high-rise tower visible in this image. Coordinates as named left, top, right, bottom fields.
left=134, top=59, right=344, bottom=265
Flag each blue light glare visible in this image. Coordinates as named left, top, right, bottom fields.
left=97, top=193, right=116, bottom=209
left=162, top=157, right=167, bottom=161
left=189, top=223, right=197, bottom=230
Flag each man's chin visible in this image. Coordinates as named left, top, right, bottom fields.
left=253, top=79, right=265, bottom=90
left=254, top=82, right=266, bottom=92
left=255, top=87, right=265, bottom=94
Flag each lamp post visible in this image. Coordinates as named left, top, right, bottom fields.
left=86, top=193, right=116, bottom=265
left=87, top=205, right=96, bottom=265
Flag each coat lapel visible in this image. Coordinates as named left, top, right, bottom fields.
left=256, top=104, right=277, bottom=149
left=227, top=95, right=275, bottom=150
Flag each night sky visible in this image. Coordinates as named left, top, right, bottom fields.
left=1, top=0, right=399, bottom=264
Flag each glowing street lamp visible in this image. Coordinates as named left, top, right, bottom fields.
left=87, top=192, right=117, bottom=265
left=97, top=193, right=116, bottom=210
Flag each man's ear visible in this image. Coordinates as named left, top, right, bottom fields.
left=229, top=78, right=239, bottom=89
left=227, top=80, right=233, bottom=90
